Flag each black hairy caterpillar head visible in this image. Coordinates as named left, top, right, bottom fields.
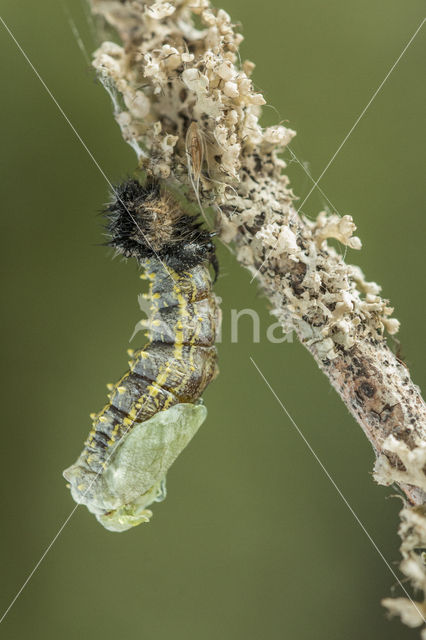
left=105, top=179, right=218, bottom=280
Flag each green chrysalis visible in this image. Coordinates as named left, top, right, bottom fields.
left=64, top=403, right=207, bottom=532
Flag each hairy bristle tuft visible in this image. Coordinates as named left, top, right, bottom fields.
left=105, top=179, right=218, bottom=279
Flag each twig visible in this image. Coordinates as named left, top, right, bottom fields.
left=87, top=0, right=426, bottom=632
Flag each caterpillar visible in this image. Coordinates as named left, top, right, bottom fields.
left=63, top=179, right=220, bottom=532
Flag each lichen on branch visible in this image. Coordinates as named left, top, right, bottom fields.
left=88, top=0, right=426, bottom=631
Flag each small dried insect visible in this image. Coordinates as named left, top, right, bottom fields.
left=185, top=121, right=208, bottom=222
left=63, top=179, right=220, bottom=532
left=186, top=121, right=205, bottom=187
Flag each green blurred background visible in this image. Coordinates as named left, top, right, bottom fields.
left=1, top=1, right=424, bottom=638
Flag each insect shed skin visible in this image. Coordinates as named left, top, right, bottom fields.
left=63, top=179, right=220, bottom=528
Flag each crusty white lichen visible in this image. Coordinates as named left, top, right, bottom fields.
left=88, top=0, right=426, bottom=632
left=312, top=211, right=362, bottom=250
left=382, top=505, right=426, bottom=635
left=375, top=437, right=426, bottom=494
